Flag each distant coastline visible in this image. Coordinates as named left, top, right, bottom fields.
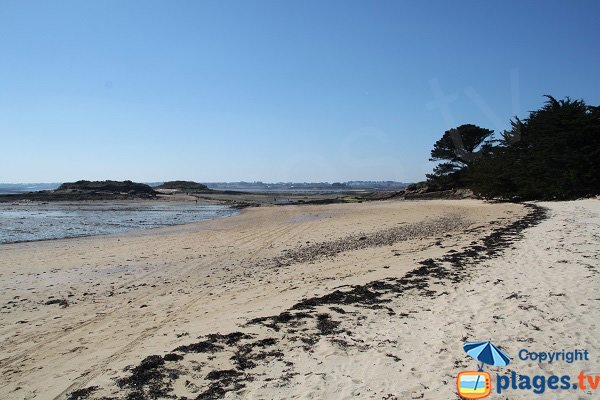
left=0, top=183, right=61, bottom=194
left=0, top=180, right=408, bottom=195
left=0, top=180, right=411, bottom=206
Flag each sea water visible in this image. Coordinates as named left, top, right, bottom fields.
left=0, top=202, right=238, bottom=244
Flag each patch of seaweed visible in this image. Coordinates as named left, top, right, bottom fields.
left=45, top=298, right=69, bottom=308
left=173, top=340, right=223, bottom=354
left=195, top=370, right=245, bottom=400
left=292, top=286, right=390, bottom=310
left=118, top=355, right=179, bottom=400
left=247, top=311, right=313, bottom=331
left=231, top=338, right=281, bottom=370
left=316, top=313, right=341, bottom=335
left=205, top=332, right=253, bottom=345
left=163, top=353, right=184, bottom=362
left=205, top=369, right=242, bottom=380
left=174, top=332, right=253, bottom=354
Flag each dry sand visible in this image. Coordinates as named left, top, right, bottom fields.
left=0, top=199, right=598, bottom=399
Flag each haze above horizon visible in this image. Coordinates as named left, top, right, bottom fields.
left=1, top=0, right=599, bottom=183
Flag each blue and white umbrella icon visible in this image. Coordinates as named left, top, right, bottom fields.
left=464, top=341, right=511, bottom=370
left=463, top=341, right=510, bottom=396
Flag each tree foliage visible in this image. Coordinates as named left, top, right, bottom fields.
left=427, top=96, right=600, bottom=200
left=426, top=124, right=494, bottom=189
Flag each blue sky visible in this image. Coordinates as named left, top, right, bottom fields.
left=1, top=0, right=599, bottom=183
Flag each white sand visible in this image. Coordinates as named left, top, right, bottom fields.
left=1, top=199, right=598, bottom=399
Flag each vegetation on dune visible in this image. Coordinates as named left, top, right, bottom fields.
left=425, top=96, right=600, bottom=200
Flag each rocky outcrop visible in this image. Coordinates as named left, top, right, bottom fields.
left=57, top=180, right=156, bottom=195
left=155, top=181, right=209, bottom=192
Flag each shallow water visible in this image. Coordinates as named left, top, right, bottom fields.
left=0, top=202, right=238, bottom=244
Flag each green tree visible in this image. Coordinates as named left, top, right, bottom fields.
left=468, top=96, right=600, bottom=199
left=427, top=124, right=494, bottom=189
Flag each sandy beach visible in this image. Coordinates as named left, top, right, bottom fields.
left=1, top=199, right=598, bottom=399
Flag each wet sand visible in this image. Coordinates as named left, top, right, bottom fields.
left=1, top=199, right=597, bottom=399
left=0, top=201, right=237, bottom=244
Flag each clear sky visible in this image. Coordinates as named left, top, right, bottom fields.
left=1, top=0, right=599, bottom=183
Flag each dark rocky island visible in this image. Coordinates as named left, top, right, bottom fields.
left=0, top=180, right=157, bottom=202
left=58, top=180, right=156, bottom=195
left=154, top=181, right=210, bottom=192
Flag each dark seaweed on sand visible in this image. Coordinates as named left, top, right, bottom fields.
left=117, top=355, right=179, bottom=400
left=316, top=313, right=341, bottom=335
left=247, top=311, right=313, bottom=331
left=173, top=332, right=252, bottom=354
left=45, top=298, right=69, bottom=308
left=231, top=338, right=282, bottom=370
